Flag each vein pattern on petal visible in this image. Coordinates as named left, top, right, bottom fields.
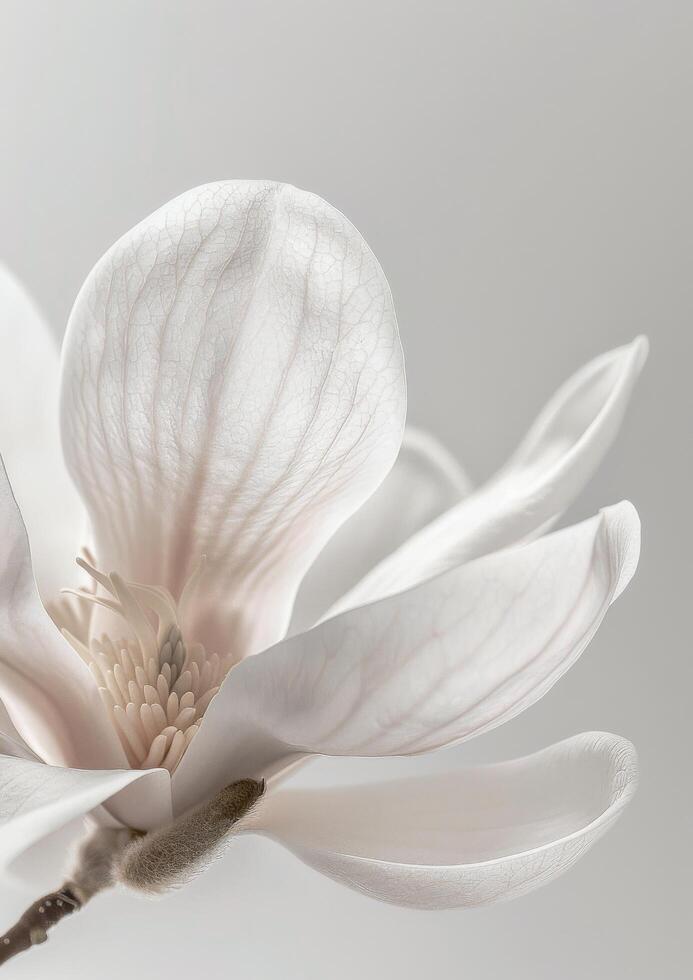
left=60, top=181, right=405, bottom=662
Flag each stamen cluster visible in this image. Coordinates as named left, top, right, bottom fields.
left=58, top=558, right=229, bottom=772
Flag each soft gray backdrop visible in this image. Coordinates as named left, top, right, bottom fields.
left=1, top=2, right=690, bottom=977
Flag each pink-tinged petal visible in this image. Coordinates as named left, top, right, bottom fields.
left=60, top=181, right=405, bottom=659
left=0, top=264, right=84, bottom=601
left=0, top=456, right=127, bottom=770
left=0, top=755, right=170, bottom=871
left=172, top=502, right=639, bottom=814
left=291, top=427, right=471, bottom=633
left=0, top=703, right=37, bottom=761
left=330, top=338, right=647, bottom=614
left=246, top=733, right=637, bottom=909
left=0, top=731, right=38, bottom=762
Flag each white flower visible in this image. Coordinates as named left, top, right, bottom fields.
left=0, top=181, right=646, bottom=915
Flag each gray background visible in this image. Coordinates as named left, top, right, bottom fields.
left=1, top=1, right=690, bottom=977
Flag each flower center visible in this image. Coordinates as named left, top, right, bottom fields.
left=55, top=556, right=231, bottom=773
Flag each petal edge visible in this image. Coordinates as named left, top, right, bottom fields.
left=247, top=732, right=637, bottom=909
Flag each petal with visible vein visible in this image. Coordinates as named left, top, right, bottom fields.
left=0, top=755, right=171, bottom=873
left=330, top=338, right=647, bottom=614
left=60, top=181, right=406, bottom=660
left=246, top=733, right=637, bottom=909
left=172, top=501, right=639, bottom=814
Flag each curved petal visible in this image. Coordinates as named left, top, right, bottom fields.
left=0, top=754, right=170, bottom=871
left=60, top=181, right=406, bottom=659
left=329, top=338, right=647, bottom=615
left=172, top=501, right=639, bottom=814
left=0, top=703, right=37, bottom=761
left=0, top=731, right=38, bottom=762
left=0, top=455, right=127, bottom=770
left=290, top=427, right=471, bottom=633
left=247, top=733, right=637, bottom=908
left=0, top=264, right=84, bottom=600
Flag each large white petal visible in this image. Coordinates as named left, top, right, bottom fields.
left=60, top=181, right=405, bottom=659
left=0, top=264, right=84, bottom=600
left=330, top=338, right=647, bottom=615
left=246, top=733, right=637, bottom=909
left=172, top=502, right=639, bottom=814
left=290, top=427, right=471, bottom=633
left=0, top=754, right=170, bottom=871
left=0, top=456, right=127, bottom=771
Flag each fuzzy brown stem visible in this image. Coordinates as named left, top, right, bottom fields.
left=0, top=886, right=82, bottom=966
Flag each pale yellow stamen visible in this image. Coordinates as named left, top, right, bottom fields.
left=58, top=559, right=227, bottom=774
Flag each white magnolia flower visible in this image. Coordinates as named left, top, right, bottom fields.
left=0, top=182, right=646, bottom=956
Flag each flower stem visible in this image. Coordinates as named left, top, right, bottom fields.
left=0, top=779, right=265, bottom=967
left=0, top=827, right=133, bottom=969
left=0, top=886, right=82, bottom=966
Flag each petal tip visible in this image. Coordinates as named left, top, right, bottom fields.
left=600, top=500, right=641, bottom=600
left=630, top=334, right=650, bottom=371
left=579, top=730, right=639, bottom=806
